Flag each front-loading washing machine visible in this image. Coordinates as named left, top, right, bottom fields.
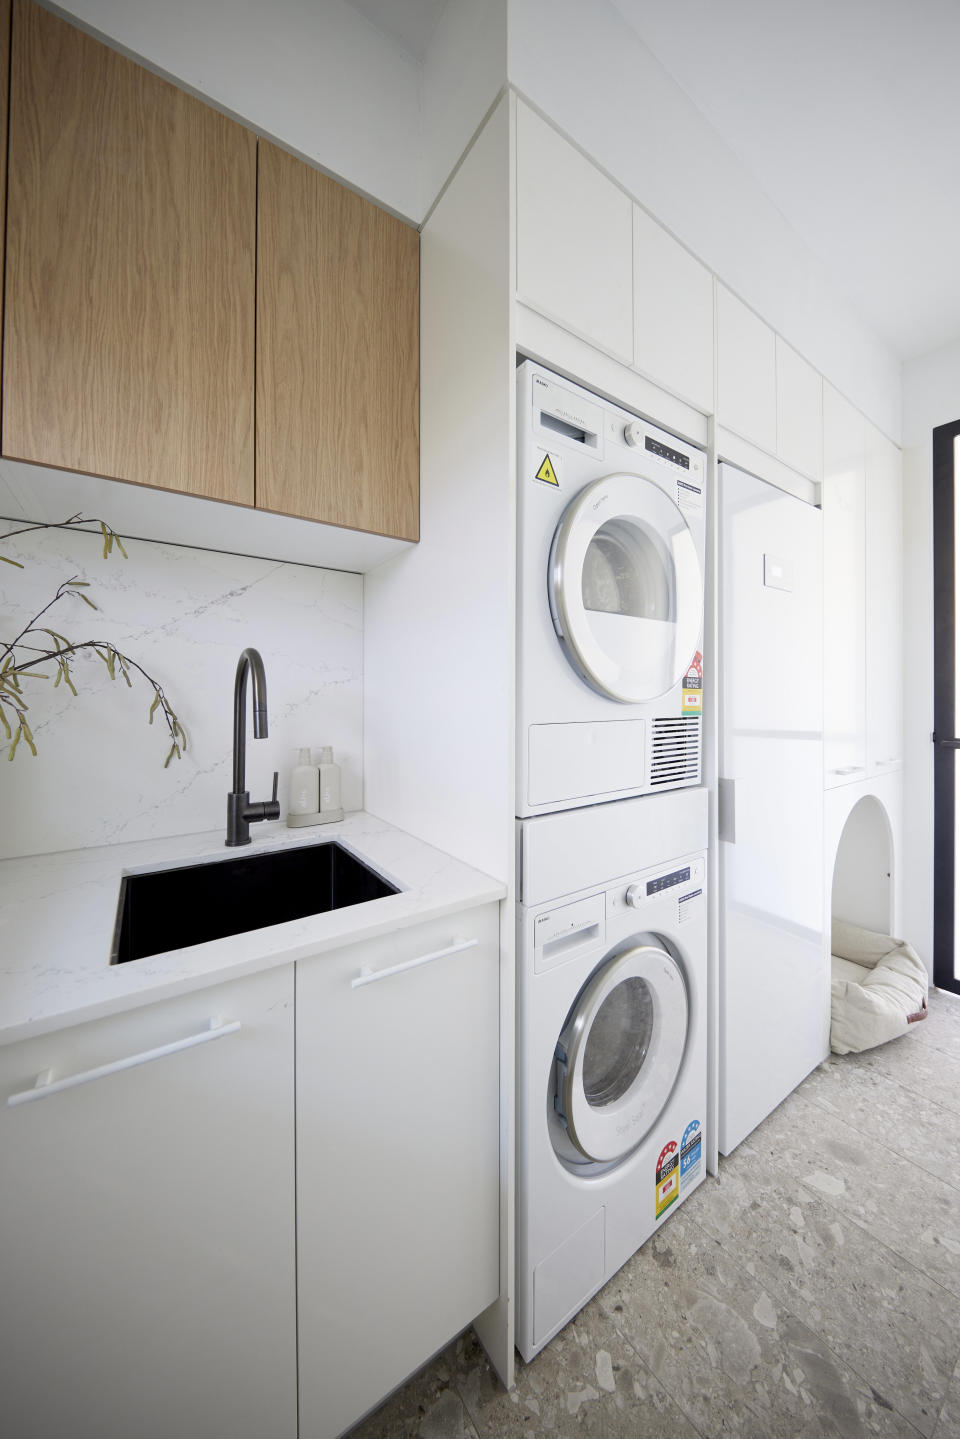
left=516, top=786, right=707, bottom=1362
left=517, top=360, right=706, bottom=818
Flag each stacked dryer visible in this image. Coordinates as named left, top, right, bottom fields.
left=515, top=361, right=709, bottom=1361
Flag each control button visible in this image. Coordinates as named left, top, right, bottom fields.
left=623, top=422, right=644, bottom=448
left=625, top=883, right=643, bottom=908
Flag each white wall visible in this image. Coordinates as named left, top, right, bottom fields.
left=0, top=520, right=362, bottom=858
left=49, top=0, right=422, bottom=219
left=363, top=97, right=513, bottom=883
left=900, top=339, right=960, bottom=966
left=507, top=0, right=902, bottom=441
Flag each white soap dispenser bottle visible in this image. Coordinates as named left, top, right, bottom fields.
left=317, top=746, right=343, bottom=823
left=287, top=747, right=320, bottom=827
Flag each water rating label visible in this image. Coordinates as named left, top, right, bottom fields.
left=679, top=1119, right=702, bottom=1192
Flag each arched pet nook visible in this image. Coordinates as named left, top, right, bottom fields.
left=831, top=794, right=894, bottom=936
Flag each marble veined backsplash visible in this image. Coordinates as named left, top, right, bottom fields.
left=0, top=518, right=363, bottom=860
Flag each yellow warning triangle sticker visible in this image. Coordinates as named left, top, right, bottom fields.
left=535, top=453, right=559, bottom=486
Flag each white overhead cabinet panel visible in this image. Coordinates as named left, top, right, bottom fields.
left=822, top=384, right=867, bottom=787
left=865, top=425, right=903, bottom=775
left=716, top=284, right=777, bottom=454
left=776, top=337, right=822, bottom=481
left=296, top=906, right=500, bottom=1439
left=633, top=205, right=713, bottom=412
left=515, top=103, right=633, bottom=364
left=0, top=968, right=296, bottom=1439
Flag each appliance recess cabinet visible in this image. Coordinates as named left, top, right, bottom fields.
left=0, top=968, right=297, bottom=1439
left=1, top=0, right=419, bottom=542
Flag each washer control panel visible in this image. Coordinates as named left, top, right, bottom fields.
left=609, top=855, right=706, bottom=916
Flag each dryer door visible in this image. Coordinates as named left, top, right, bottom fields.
left=555, top=944, right=688, bottom=1164
left=549, top=473, right=702, bottom=702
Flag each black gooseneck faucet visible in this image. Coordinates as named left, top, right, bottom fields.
left=226, top=647, right=280, bottom=846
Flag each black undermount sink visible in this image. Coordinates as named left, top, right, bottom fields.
left=112, top=841, right=399, bottom=964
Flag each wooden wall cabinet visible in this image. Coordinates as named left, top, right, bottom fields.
left=1, top=1, right=420, bottom=545
left=3, top=0, right=256, bottom=505
left=257, top=140, right=420, bottom=541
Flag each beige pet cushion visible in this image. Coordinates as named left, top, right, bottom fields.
left=830, top=919, right=929, bottom=1055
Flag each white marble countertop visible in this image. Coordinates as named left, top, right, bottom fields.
left=0, top=812, right=505, bottom=1047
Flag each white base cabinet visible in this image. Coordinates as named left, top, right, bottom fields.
left=0, top=967, right=297, bottom=1439
left=296, top=905, right=500, bottom=1439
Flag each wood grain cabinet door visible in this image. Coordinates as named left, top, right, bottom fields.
left=257, top=140, right=419, bottom=541
left=3, top=0, right=256, bottom=504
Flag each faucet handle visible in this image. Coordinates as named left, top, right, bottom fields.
left=271, top=771, right=279, bottom=804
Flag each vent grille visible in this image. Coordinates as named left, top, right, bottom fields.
left=650, top=717, right=701, bottom=787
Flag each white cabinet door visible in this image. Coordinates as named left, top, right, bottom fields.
left=823, top=384, right=867, bottom=787
left=0, top=968, right=296, bottom=1439
left=297, top=905, right=500, bottom=1439
left=716, top=284, right=777, bottom=453
left=866, top=424, right=903, bottom=774
left=776, top=337, right=822, bottom=480
left=516, top=102, right=633, bottom=363
left=633, top=205, right=713, bottom=412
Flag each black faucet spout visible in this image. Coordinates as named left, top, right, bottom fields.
left=227, top=648, right=280, bottom=846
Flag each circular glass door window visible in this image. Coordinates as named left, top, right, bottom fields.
left=549, top=473, right=702, bottom=702
left=555, top=944, right=688, bottom=1164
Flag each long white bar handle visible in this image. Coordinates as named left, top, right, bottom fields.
left=352, top=937, right=478, bottom=989
left=6, top=1018, right=241, bottom=1108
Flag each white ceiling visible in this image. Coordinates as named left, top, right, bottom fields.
left=609, top=0, right=960, bottom=363
left=347, top=0, right=960, bottom=362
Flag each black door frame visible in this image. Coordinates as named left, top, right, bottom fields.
left=932, top=417, right=960, bottom=994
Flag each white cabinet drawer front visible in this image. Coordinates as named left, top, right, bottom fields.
left=822, top=385, right=867, bottom=787
left=0, top=968, right=296, bottom=1439
left=865, top=426, right=903, bottom=774
left=516, top=102, right=633, bottom=363
left=297, top=904, right=500, bottom=1439
left=633, top=205, right=713, bottom=412
left=717, top=284, right=777, bottom=454
left=776, top=336, right=822, bottom=480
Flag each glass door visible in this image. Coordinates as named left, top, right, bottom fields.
left=932, top=418, right=960, bottom=994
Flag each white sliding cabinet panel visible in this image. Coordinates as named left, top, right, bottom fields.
left=865, top=424, right=903, bottom=775
left=716, top=284, right=777, bottom=454
left=633, top=205, right=713, bottom=411
left=297, top=905, right=500, bottom=1439
left=823, top=384, right=868, bottom=787
left=516, top=102, right=633, bottom=363
left=718, top=464, right=825, bottom=1155
left=0, top=968, right=296, bottom=1439
left=776, top=337, right=822, bottom=481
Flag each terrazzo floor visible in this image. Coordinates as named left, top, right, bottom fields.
left=350, top=986, right=960, bottom=1439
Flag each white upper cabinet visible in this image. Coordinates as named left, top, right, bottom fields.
left=776, top=337, right=822, bottom=481
left=633, top=205, right=713, bottom=412
left=716, top=284, right=777, bottom=454
left=516, top=102, right=633, bottom=364
left=822, top=383, right=868, bottom=787
left=865, top=424, right=903, bottom=775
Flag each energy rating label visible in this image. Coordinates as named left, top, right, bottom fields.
left=679, top=1119, right=702, bottom=1192
left=655, top=1140, right=679, bottom=1218
left=682, top=651, right=703, bottom=715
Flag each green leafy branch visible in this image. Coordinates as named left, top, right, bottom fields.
left=0, top=517, right=187, bottom=766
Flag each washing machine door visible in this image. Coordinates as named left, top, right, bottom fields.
left=549, top=473, right=702, bottom=702
left=555, top=944, right=688, bottom=1164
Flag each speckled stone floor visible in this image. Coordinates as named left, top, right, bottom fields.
left=349, top=986, right=960, bottom=1439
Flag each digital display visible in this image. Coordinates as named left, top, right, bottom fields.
left=646, top=866, right=691, bottom=896
left=645, top=436, right=690, bottom=470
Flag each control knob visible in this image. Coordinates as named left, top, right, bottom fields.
left=625, top=883, right=644, bottom=908
left=623, top=421, right=645, bottom=448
